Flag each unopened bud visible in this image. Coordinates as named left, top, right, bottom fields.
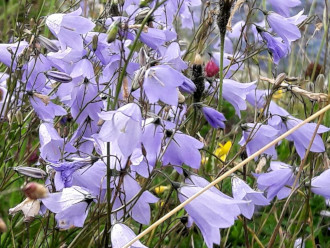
left=33, top=93, right=50, bottom=105
left=139, top=47, right=148, bottom=66
left=315, top=74, right=326, bottom=93
left=46, top=71, right=72, bottom=84
left=131, top=66, right=146, bottom=91
left=36, top=35, right=59, bottom=52
left=205, top=59, right=219, bottom=77
left=306, top=81, right=314, bottom=92
left=135, top=8, right=152, bottom=24
left=13, top=166, right=47, bottom=179
left=15, top=110, right=23, bottom=125
left=106, top=20, right=119, bottom=43
left=194, top=53, right=203, bottom=65
left=274, top=73, right=286, bottom=88
left=0, top=218, right=7, bottom=233
left=178, top=90, right=185, bottom=103
left=23, top=182, right=48, bottom=199
left=7, top=110, right=13, bottom=125
left=29, top=18, right=36, bottom=27
left=92, top=35, right=98, bottom=51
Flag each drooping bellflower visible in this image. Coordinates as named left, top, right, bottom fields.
left=41, top=186, right=94, bottom=229
left=232, top=176, right=270, bottom=219
left=266, top=11, right=301, bottom=43
left=254, top=161, right=296, bottom=200
left=162, top=129, right=203, bottom=172
left=259, top=30, right=290, bottom=64
left=201, top=106, right=226, bottom=129
left=311, top=169, right=330, bottom=199
left=143, top=65, right=195, bottom=106
left=239, top=123, right=280, bottom=159
left=111, top=223, right=147, bottom=248
left=177, top=183, right=242, bottom=248
left=268, top=0, right=301, bottom=17
left=46, top=8, right=95, bottom=51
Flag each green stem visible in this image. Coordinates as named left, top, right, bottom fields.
left=206, top=33, right=226, bottom=171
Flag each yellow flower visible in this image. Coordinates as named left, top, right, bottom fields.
left=154, top=185, right=170, bottom=195
left=272, top=89, right=283, bottom=99
left=214, top=141, right=232, bottom=161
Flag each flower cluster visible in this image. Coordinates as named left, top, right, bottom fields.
left=1, top=0, right=329, bottom=247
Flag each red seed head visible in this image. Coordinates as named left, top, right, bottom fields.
left=205, top=59, right=219, bottom=77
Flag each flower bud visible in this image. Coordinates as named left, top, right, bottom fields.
left=36, top=35, right=59, bottom=52
left=315, top=74, right=326, bottom=93
left=92, top=34, right=98, bottom=51
left=135, top=8, right=152, bottom=24
left=23, top=182, right=48, bottom=199
left=306, top=81, right=314, bottom=92
left=0, top=218, right=7, bottom=233
left=205, top=59, right=219, bottom=77
left=46, top=71, right=72, bottom=84
left=106, top=20, right=119, bottom=43
left=15, top=110, right=23, bottom=125
left=13, top=166, right=47, bottom=179
left=7, top=110, right=13, bottom=126
left=274, top=73, right=286, bottom=88
left=178, top=89, right=185, bottom=103
left=131, top=66, right=146, bottom=91
left=138, top=47, right=148, bottom=66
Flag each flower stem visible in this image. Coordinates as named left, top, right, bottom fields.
left=206, top=33, right=226, bottom=171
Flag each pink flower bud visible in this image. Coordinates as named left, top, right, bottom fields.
left=205, top=59, right=219, bottom=77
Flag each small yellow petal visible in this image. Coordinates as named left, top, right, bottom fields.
left=214, top=141, right=232, bottom=161
left=272, top=89, right=283, bottom=99
left=154, top=185, right=170, bottom=195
